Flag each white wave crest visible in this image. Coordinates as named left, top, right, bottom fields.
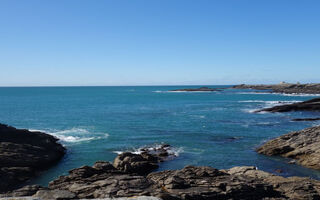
left=113, top=144, right=184, bottom=157
left=237, top=92, right=320, bottom=97
left=29, top=128, right=109, bottom=143
left=153, top=90, right=218, bottom=93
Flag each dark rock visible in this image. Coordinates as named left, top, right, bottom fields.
left=148, top=166, right=282, bottom=200
left=113, top=152, right=159, bottom=175
left=113, top=144, right=177, bottom=175
left=49, top=161, right=152, bottom=199
left=226, top=166, right=320, bottom=200
left=40, top=158, right=320, bottom=199
left=292, top=117, right=320, bottom=121
left=0, top=124, right=65, bottom=192
left=256, top=98, right=320, bottom=113
left=0, top=185, right=44, bottom=197
left=257, top=126, right=320, bottom=170
left=233, top=83, right=320, bottom=94
left=171, top=87, right=222, bottom=92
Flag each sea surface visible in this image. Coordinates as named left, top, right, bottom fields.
left=1, top=86, right=320, bottom=186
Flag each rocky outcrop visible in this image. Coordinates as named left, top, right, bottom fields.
left=0, top=124, right=66, bottom=192
left=114, top=144, right=176, bottom=175
left=292, top=117, right=320, bottom=121
left=29, top=164, right=320, bottom=199
left=233, top=83, right=320, bottom=94
left=171, top=87, right=222, bottom=92
left=225, top=166, right=320, bottom=200
left=4, top=142, right=320, bottom=199
left=256, top=98, right=320, bottom=113
left=148, top=165, right=282, bottom=200
left=48, top=163, right=285, bottom=199
left=257, top=126, right=320, bottom=170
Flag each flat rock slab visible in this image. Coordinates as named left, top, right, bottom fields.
left=257, top=126, right=320, bottom=170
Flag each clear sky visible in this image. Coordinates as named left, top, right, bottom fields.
left=0, top=0, right=319, bottom=86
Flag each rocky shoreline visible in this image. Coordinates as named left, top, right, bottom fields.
left=0, top=124, right=65, bottom=193
left=4, top=148, right=320, bottom=199
left=233, top=83, right=320, bottom=94
left=257, top=126, right=320, bottom=170
left=2, top=110, right=320, bottom=199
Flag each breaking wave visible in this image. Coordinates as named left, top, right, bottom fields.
left=29, top=128, right=109, bottom=143
left=113, top=144, right=184, bottom=157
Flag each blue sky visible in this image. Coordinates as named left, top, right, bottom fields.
left=0, top=0, right=319, bottom=86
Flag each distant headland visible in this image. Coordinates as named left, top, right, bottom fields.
left=233, top=82, right=320, bottom=94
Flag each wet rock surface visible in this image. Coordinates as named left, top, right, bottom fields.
left=233, top=83, right=320, bottom=94
left=0, top=124, right=66, bottom=192
left=257, top=126, right=320, bottom=170
left=256, top=97, right=320, bottom=113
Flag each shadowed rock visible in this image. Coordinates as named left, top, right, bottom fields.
left=0, top=124, right=65, bottom=192
left=257, top=126, right=320, bottom=170
left=292, top=117, right=320, bottom=121
left=256, top=97, right=320, bottom=113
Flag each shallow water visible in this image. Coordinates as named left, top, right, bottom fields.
left=0, top=86, right=320, bottom=186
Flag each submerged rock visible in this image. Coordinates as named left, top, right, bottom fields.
left=257, top=126, right=320, bottom=170
left=256, top=97, right=320, bottom=113
left=0, top=124, right=65, bottom=192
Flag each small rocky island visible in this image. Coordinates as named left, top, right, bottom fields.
left=256, top=97, right=320, bottom=113
left=170, top=87, right=222, bottom=92
left=233, top=82, right=320, bottom=94
left=0, top=124, right=65, bottom=192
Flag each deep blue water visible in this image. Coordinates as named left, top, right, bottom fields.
left=1, top=86, right=320, bottom=186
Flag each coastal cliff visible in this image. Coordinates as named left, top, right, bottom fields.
left=0, top=124, right=65, bottom=192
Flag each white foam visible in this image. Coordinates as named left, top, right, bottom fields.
left=29, top=128, right=109, bottom=143
left=153, top=90, right=218, bottom=93
left=113, top=144, right=184, bottom=157
left=237, top=92, right=320, bottom=97
left=240, top=100, right=302, bottom=114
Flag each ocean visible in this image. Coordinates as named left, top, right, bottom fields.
left=1, top=86, right=320, bottom=186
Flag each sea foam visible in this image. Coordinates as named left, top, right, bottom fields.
left=29, top=128, right=109, bottom=143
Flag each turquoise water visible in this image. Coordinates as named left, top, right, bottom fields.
left=1, top=86, right=320, bottom=186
